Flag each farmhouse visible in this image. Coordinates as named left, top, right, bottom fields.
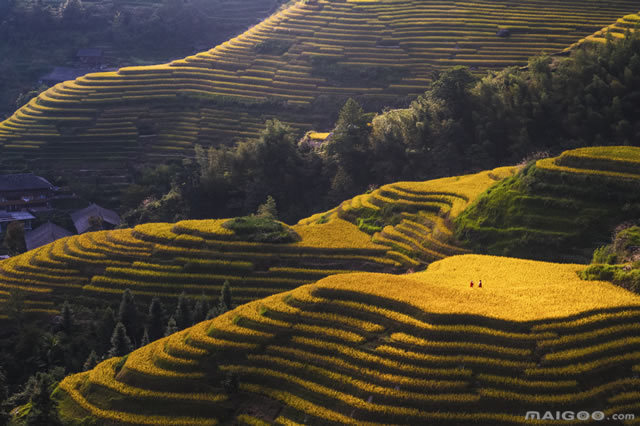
left=0, top=173, right=57, bottom=212
left=76, top=48, right=103, bottom=66
left=25, top=221, right=73, bottom=251
left=71, top=203, right=121, bottom=234
left=0, top=211, right=35, bottom=233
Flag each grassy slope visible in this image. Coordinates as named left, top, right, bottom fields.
left=54, top=254, right=640, bottom=424
left=455, top=146, right=640, bottom=263
left=0, top=1, right=638, bottom=191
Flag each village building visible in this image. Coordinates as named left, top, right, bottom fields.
left=71, top=203, right=121, bottom=234
left=25, top=221, right=73, bottom=251
left=0, top=211, right=35, bottom=233
left=76, top=48, right=104, bottom=66
left=0, top=174, right=57, bottom=212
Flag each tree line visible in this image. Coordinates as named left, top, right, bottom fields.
left=0, top=283, right=234, bottom=424
left=121, top=31, right=640, bottom=225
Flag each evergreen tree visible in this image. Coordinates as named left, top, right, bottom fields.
left=60, top=300, right=74, bottom=335
left=108, top=322, right=133, bottom=358
left=140, top=328, right=150, bottom=347
left=97, top=307, right=116, bottom=353
left=146, top=296, right=165, bottom=341
left=118, top=289, right=138, bottom=343
left=324, top=98, right=371, bottom=192
left=164, top=316, right=178, bottom=337
left=218, top=280, right=232, bottom=313
left=256, top=195, right=278, bottom=219
left=24, top=373, right=61, bottom=425
left=192, top=294, right=209, bottom=325
left=174, top=292, right=192, bottom=330
left=83, top=350, right=99, bottom=371
left=2, top=221, right=26, bottom=256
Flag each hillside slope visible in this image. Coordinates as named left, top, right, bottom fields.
left=0, top=165, right=514, bottom=316
left=54, top=254, right=640, bottom=425
left=455, top=146, right=640, bottom=263
left=563, top=11, right=640, bottom=53
left=0, top=0, right=638, bottom=190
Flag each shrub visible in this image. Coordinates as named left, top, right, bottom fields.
left=222, top=215, right=300, bottom=243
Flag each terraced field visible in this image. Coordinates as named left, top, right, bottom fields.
left=54, top=255, right=640, bottom=424
left=300, top=165, right=517, bottom=267
left=0, top=165, right=514, bottom=316
left=455, top=146, right=640, bottom=262
left=0, top=0, right=638, bottom=192
left=563, top=10, right=640, bottom=52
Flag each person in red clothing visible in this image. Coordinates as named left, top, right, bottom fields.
left=470, top=280, right=474, bottom=288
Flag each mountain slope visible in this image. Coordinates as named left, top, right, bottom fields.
left=455, top=146, right=640, bottom=262
left=0, top=0, right=638, bottom=189
left=54, top=254, right=640, bottom=425
left=0, top=165, right=514, bottom=316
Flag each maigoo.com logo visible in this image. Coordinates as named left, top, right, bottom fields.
left=525, top=411, right=635, bottom=421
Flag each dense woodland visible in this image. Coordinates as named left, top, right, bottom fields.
left=119, top=32, right=640, bottom=225
left=0, top=282, right=235, bottom=423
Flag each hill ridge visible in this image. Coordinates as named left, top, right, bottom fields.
left=1, top=0, right=639, bottom=195
left=54, top=255, right=640, bottom=425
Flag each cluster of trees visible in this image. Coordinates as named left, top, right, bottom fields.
left=581, top=224, right=640, bottom=292
left=0, top=283, right=233, bottom=422
left=121, top=32, right=640, bottom=225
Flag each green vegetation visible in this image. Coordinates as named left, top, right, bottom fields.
left=222, top=216, right=300, bottom=244
left=455, top=147, right=640, bottom=262
left=1, top=0, right=638, bottom=206
left=580, top=225, right=640, bottom=293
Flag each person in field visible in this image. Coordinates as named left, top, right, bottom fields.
left=478, top=280, right=483, bottom=288
left=470, top=280, right=474, bottom=288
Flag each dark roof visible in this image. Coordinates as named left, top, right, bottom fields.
left=0, top=174, right=54, bottom=192
left=0, top=210, right=35, bottom=223
left=71, top=203, right=121, bottom=234
left=76, top=48, right=103, bottom=58
left=40, top=67, right=92, bottom=84
left=25, top=222, right=73, bottom=251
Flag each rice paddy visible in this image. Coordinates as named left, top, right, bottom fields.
left=54, top=254, right=640, bottom=424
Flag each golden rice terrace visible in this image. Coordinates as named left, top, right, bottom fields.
left=0, top=0, right=638, bottom=185
left=0, top=166, right=513, bottom=315
left=54, top=255, right=640, bottom=425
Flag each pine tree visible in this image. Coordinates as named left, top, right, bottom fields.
left=83, top=350, right=99, bottom=371
left=2, top=221, right=26, bottom=256
left=25, top=373, right=61, bottom=425
left=118, top=289, right=138, bottom=343
left=97, top=307, right=116, bottom=353
left=256, top=195, right=278, bottom=219
left=60, top=300, right=74, bottom=335
left=108, top=322, right=133, bottom=358
left=218, top=280, right=232, bottom=313
left=192, top=294, right=209, bottom=325
left=164, top=316, right=178, bottom=336
left=147, top=296, right=165, bottom=341
left=174, top=292, right=192, bottom=330
left=140, top=328, right=150, bottom=347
